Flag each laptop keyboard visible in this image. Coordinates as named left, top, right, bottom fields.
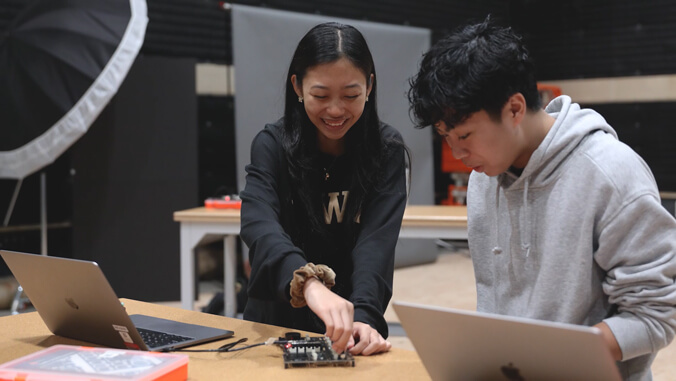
left=137, top=327, right=194, bottom=348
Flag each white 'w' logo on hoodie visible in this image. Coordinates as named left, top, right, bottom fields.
left=323, top=191, right=348, bottom=224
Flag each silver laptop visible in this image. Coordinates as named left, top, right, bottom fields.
left=1, top=250, right=234, bottom=352
left=393, top=301, right=621, bottom=381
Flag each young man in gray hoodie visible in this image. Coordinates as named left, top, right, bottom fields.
left=408, top=17, right=676, bottom=381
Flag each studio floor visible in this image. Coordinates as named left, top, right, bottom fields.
left=2, top=246, right=675, bottom=379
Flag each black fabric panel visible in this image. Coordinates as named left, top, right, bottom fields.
left=198, top=96, right=237, bottom=200
left=144, top=0, right=230, bottom=61
left=70, top=55, right=198, bottom=301
left=2, top=0, right=508, bottom=64
left=4, top=1, right=675, bottom=75
left=145, top=0, right=508, bottom=62
left=510, top=0, right=676, bottom=80
left=584, top=102, right=676, bottom=191
left=240, top=0, right=509, bottom=41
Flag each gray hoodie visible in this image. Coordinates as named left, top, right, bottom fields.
left=467, top=95, right=676, bottom=380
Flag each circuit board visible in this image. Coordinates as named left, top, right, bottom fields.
left=280, top=336, right=355, bottom=368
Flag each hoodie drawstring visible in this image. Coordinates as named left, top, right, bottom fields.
left=492, top=184, right=503, bottom=255
left=521, top=178, right=531, bottom=258
left=493, top=177, right=532, bottom=258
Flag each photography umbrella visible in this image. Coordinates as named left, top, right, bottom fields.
left=0, top=0, right=147, bottom=313
left=0, top=0, right=148, bottom=180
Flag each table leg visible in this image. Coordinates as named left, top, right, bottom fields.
left=180, top=225, right=195, bottom=311
left=223, top=235, right=237, bottom=317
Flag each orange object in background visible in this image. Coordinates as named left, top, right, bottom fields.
left=441, top=142, right=472, bottom=173
left=440, top=142, right=472, bottom=205
left=537, top=83, right=562, bottom=107
left=205, top=195, right=242, bottom=209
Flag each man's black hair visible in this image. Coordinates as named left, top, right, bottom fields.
left=408, top=16, right=541, bottom=130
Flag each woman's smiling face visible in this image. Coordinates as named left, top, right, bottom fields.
left=292, top=57, right=373, bottom=155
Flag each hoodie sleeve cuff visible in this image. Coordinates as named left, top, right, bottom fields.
left=276, top=254, right=307, bottom=302
left=354, top=307, right=388, bottom=339
left=604, top=313, right=654, bottom=361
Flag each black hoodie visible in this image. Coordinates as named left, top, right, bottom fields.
left=240, top=121, right=407, bottom=337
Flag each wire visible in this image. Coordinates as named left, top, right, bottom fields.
left=162, top=337, right=285, bottom=353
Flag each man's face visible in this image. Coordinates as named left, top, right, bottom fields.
left=436, top=108, right=523, bottom=177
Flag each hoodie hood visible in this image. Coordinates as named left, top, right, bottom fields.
left=491, top=95, right=618, bottom=258
left=499, top=95, right=617, bottom=190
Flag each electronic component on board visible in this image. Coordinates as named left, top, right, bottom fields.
left=279, top=335, right=355, bottom=368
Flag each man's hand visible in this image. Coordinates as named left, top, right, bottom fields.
left=303, top=277, right=354, bottom=353
left=594, top=321, right=622, bottom=361
left=348, top=322, right=392, bottom=356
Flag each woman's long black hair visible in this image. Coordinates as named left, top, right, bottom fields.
left=281, top=22, right=402, bottom=242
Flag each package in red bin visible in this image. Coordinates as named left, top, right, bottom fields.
left=0, top=345, right=188, bottom=381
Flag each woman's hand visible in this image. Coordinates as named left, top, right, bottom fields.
left=303, top=277, right=354, bottom=353
left=348, top=322, right=391, bottom=356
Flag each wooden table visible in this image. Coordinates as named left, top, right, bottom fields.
left=174, top=205, right=468, bottom=316
left=0, top=299, right=429, bottom=380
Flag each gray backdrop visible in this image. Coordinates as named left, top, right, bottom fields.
left=232, top=5, right=438, bottom=267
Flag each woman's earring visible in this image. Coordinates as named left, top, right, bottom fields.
left=298, top=96, right=303, bottom=103
left=365, top=95, right=369, bottom=102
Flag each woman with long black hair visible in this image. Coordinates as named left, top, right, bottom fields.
left=240, top=22, right=408, bottom=356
